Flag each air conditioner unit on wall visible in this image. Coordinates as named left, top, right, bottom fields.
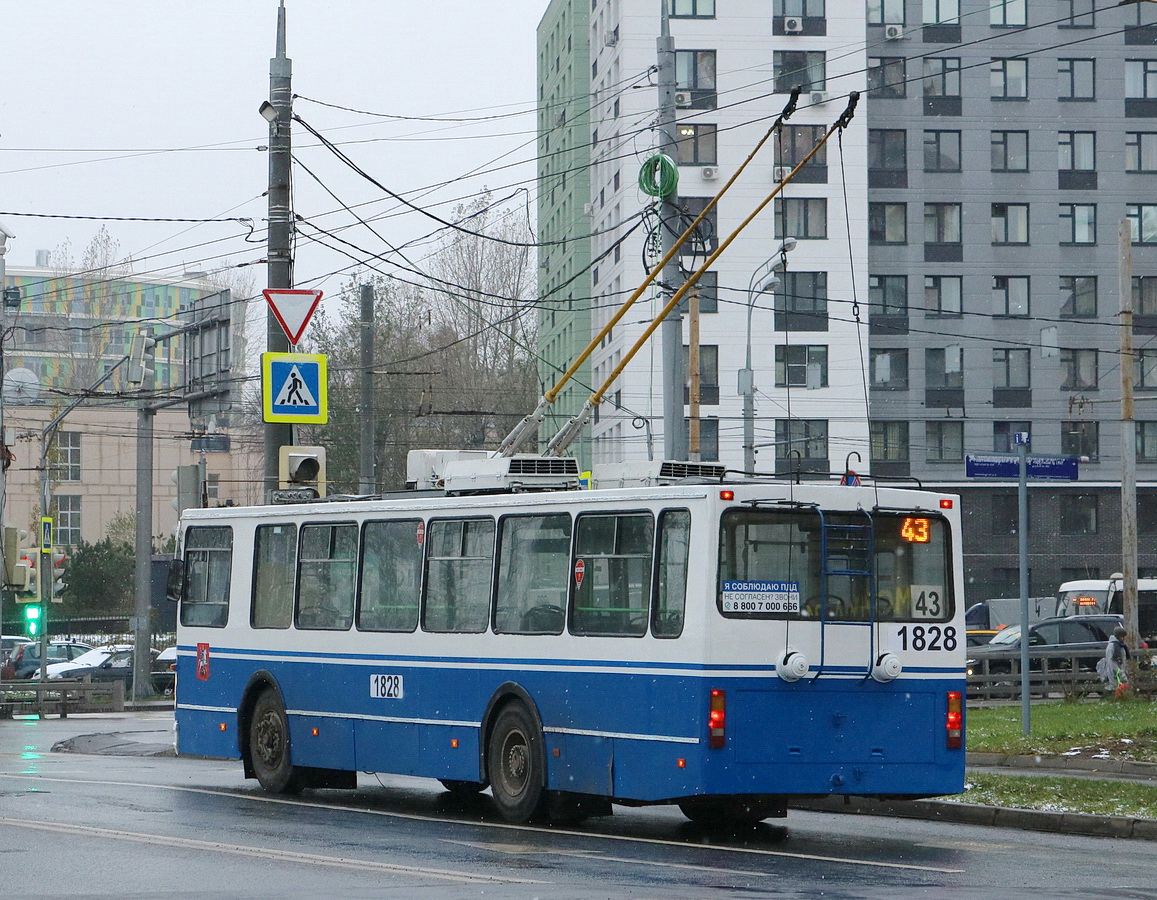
left=773, top=166, right=790, bottom=182
left=783, top=16, right=804, bottom=33
left=702, top=166, right=718, bottom=180
left=884, top=23, right=904, bottom=40
left=674, top=90, right=693, bottom=107
left=810, top=91, right=828, bottom=104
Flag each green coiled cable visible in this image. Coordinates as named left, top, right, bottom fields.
left=638, top=153, right=679, bottom=198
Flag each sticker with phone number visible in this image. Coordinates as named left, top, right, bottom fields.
left=721, top=580, right=800, bottom=613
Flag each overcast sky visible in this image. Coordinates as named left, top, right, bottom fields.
left=0, top=1, right=551, bottom=297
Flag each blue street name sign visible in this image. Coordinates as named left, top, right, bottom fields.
left=965, top=454, right=1079, bottom=481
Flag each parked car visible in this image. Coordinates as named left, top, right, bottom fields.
left=1, top=639, right=93, bottom=679
left=966, top=629, right=1000, bottom=648
left=44, top=645, right=159, bottom=688
left=966, top=614, right=1124, bottom=676
left=1, top=634, right=27, bottom=661
left=152, top=646, right=177, bottom=695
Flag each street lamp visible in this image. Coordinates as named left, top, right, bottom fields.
left=741, top=238, right=796, bottom=473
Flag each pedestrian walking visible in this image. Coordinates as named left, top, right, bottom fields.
left=1097, top=626, right=1130, bottom=695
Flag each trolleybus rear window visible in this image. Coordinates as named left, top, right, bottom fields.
left=717, top=508, right=952, bottom=622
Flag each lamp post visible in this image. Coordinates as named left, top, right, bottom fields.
left=741, top=238, right=796, bottom=472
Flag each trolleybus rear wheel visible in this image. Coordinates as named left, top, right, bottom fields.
left=487, top=703, right=546, bottom=823
left=249, top=688, right=304, bottom=794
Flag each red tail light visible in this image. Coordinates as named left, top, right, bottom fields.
left=708, top=689, right=726, bottom=749
left=946, top=691, right=963, bottom=750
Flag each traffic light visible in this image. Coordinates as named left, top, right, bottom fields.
left=128, top=328, right=157, bottom=388
left=279, top=445, right=327, bottom=498
left=14, top=553, right=39, bottom=603
left=23, top=603, right=41, bottom=637
left=51, top=548, right=67, bottom=598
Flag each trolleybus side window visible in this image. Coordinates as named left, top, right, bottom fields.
left=653, top=509, right=691, bottom=638
left=423, top=517, right=495, bottom=634
left=571, top=512, right=654, bottom=637
left=357, top=519, right=423, bottom=632
left=180, top=525, right=233, bottom=628
left=494, top=513, right=571, bottom=635
left=295, top=522, right=357, bottom=631
left=252, top=523, right=297, bottom=629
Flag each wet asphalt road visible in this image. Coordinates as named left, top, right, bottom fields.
left=4, top=711, right=1157, bottom=899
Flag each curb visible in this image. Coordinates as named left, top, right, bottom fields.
left=790, top=795, right=1157, bottom=840
left=967, top=751, right=1157, bottom=778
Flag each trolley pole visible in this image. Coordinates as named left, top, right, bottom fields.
left=657, top=1, right=686, bottom=461
left=263, top=1, right=294, bottom=499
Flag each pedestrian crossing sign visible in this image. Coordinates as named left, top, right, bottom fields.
left=262, top=352, right=328, bottom=424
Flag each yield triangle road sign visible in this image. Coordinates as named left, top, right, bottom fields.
left=263, top=289, right=324, bottom=345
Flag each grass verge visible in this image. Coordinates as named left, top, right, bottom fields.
left=945, top=772, right=1157, bottom=820
left=967, top=699, right=1157, bottom=761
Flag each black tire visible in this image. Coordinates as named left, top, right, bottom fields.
left=440, top=779, right=486, bottom=795
left=487, top=703, right=546, bottom=823
left=678, top=796, right=778, bottom=828
left=249, top=688, right=304, bottom=794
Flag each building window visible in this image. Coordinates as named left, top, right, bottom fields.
left=994, top=348, right=1031, bottom=388
left=690, top=271, right=719, bottom=314
left=868, top=57, right=905, bottom=98
left=923, top=57, right=962, bottom=98
left=681, top=197, right=718, bottom=253
left=869, top=0, right=905, bottom=24
left=926, top=421, right=963, bottom=462
left=925, top=203, right=962, bottom=244
left=1126, top=132, right=1157, bottom=172
left=1058, top=58, right=1096, bottom=100
left=672, top=0, right=715, bottom=17
left=773, top=51, right=826, bottom=94
left=991, top=493, right=1024, bottom=534
left=925, top=275, right=962, bottom=317
left=684, top=344, right=719, bottom=405
left=777, top=125, right=827, bottom=168
left=675, top=50, right=717, bottom=109
left=991, top=204, right=1029, bottom=244
left=924, top=130, right=961, bottom=172
left=775, top=419, right=829, bottom=473
left=1060, top=203, right=1096, bottom=244
left=1128, top=204, right=1157, bottom=244
left=924, top=0, right=959, bottom=25
left=1061, top=348, right=1098, bottom=390
left=993, top=276, right=1029, bottom=317
left=1059, top=494, right=1098, bottom=534
left=991, top=58, right=1028, bottom=99
left=992, top=130, right=1029, bottom=171
left=926, top=346, right=964, bottom=389
left=776, top=272, right=828, bottom=331
left=990, top=0, right=1025, bottom=26
left=1126, top=59, right=1157, bottom=99
left=1062, top=421, right=1099, bottom=460
left=52, top=431, right=82, bottom=482
left=55, top=495, right=82, bottom=548
left=871, top=420, right=910, bottom=462
left=869, top=202, right=907, bottom=244
left=869, top=129, right=907, bottom=173
left=1136, top=275, right=1157, bottom=315
left=1139, top=349, right=1157, bottom=389
left=775, top=344, right=828, bottom=387
left=687, top=418, right=720, bottom=461
left=1059, top=131, right=1096, bottom=170
left=1138, top=422, right=1157, bottom=461
left=675, top=124, right=717, bottom=165
left=774, top=197, right=827, bottom=239
left=871, top=348, right=909, bottom=389
left=1059, top=0, right=1095, bottom=28
left=1061, top=276, right=1097, bottom=317
left=774, top=0, right=825, bottom=15
left=994, top=421, right=1031, bottom=452
left=870, top=274, right=907, bottom=317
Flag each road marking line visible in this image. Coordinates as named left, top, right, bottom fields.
left=0, top=773, right=964, bottom=874
left=0, top=817, right=546, bottom=884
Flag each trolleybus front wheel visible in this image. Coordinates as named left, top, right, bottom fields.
left=249, top=688, right=304, bottom=794
left=486, top=702, right=546, bottom=823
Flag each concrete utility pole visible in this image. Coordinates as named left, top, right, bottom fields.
left=1119, top=219, right=1140, bottom=647
left=657, top=1, right=686, bottom=461
left=263, top=1, right=294, bottom=499
left=359, top=283, right=376, bottom=494
left=0, top=221, right=12, bottom=533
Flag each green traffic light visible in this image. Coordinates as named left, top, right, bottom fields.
left=24, top=603, right=41, bottom=637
